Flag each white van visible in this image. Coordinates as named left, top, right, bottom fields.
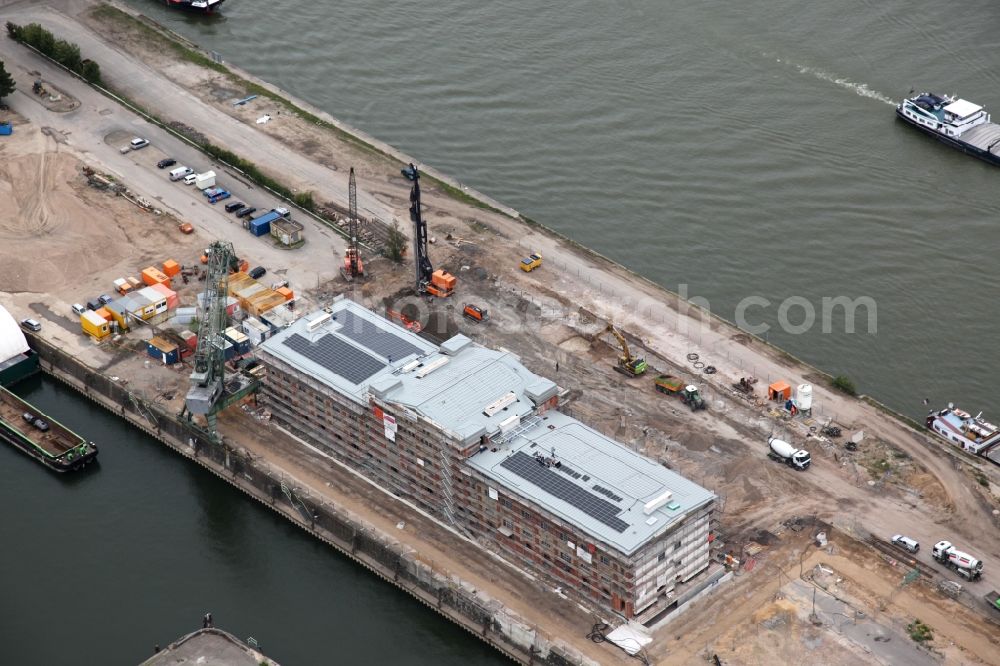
left=891, top=535, right=920, bottom=553
left=169, top=166, right=194, bottom=181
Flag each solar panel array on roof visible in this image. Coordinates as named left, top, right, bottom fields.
left=284, top=332, right=385, bottom=385
left=500, top=452, right=629, bottom=533
left=334, top=309, right=424, bottom=361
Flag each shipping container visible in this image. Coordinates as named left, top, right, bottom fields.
left=146, top=337, right=179, bottom=365
left=249, top=217, right=271, bottom=237
left=141, top=267, right=171, bottom=289
left=113, top=278, right=128, bottom=291
left=162, top=259, right=181, bottom=277
left=194, top=170, right=216, bottom=190
left=127, top=276, right=142, bottom=289
left=172, top=306, right=197, bottom=326
left=94, top=307, right=112, bottom=321
left=226, top=296, right=240, bottom=317
left=180, top=329, right=198, bottom=350
left=276, top=286, right=295, bottom=302
left=80, top=310, right=110, bottom=339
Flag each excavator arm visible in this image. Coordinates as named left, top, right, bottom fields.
left=603, top=324, right=631, bottom=362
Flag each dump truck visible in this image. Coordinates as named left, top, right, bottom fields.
left=932, top=541, right=984, bottom=580
left=767, top=436, right=811, bottom=470
left=520, top=253, right=543, bottom=272
left=986, top=591, right=1000, bottom=614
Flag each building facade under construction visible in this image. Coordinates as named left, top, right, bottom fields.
left=257, top=298, right=716, bottom=620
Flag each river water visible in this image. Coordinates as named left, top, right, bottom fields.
left=7, top=0, right=1000, bottom=662
left=1, top=377, right=506, bottom=665
left=127, top=0, right=1000, bottom=416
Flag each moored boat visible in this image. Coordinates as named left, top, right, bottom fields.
left=0, top=386, right=97, bottom=472
left=896, top=92, right=1000, bottom=166
left=160, top=0, right=226, bottom=14
left=926, top=404, right=1000, bottom=467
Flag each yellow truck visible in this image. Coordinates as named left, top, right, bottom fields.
left=520, top=253, right=542, bottom=272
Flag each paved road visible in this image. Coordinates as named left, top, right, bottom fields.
left=0, top=13, right=348, bottom=291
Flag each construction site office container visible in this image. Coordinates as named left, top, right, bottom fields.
left=136, top=287, right=168, bottom=315
left=212, top=337, right=236, bottom=361
left=180, top=329, right=198, bottom=350
left=224, top=327, right=251, bottom=356
left=146, top=337, right=179, bottom=365
left=149, top=283, right=179, bottom=310
left=80, top=311, right=110, bottom=339
left=242, top=317, right=270, bottom=346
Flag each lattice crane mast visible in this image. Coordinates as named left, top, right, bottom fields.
left=184, top=240, right=235, bottom=436
left=341, top=167, right=364, bottom=279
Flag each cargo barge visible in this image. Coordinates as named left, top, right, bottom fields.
left=0, top=386, right=97, bottom=472
left=926, top=404, right=1000, bottom=468
left=896, top=92, right=1000, bottom=166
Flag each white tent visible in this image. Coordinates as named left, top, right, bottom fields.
left=0, top=305, right=30, bottom=365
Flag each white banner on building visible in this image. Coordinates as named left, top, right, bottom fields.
left=488, top=487, right=499, bottom=500
left=402, top=407, right=419, bottom=422
left=384, top=414, right=397, bottom=442
left=576, top=546, right=593, bottom=564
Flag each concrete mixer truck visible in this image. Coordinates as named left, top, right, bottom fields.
left=767, top=436, right=811, bottom=470
left=932, top=541, right=984, bottom=580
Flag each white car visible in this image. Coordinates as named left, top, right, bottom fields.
left=20, top=318, right=41, bottom=332
left=891, top=534, right=920, bottom=553
left=129, top=137, right=150, bottom=150
left=183, top=173, right=198, bottom=186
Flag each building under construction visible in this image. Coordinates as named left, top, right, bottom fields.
left=257, top=298, right=716, bottom=620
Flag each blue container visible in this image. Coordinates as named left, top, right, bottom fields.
left=250, top=218, right=271, bottom=237
left=146, top=341, right=179, bottom=365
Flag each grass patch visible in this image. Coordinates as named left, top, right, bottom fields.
left=906, top=619, right=933, bottom=643
left=832, top=374, right=857, bottom=396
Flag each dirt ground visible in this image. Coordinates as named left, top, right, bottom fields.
left=1, top=2, right=1000, bottom=664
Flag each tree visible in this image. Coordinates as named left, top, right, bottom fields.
left=52, top=39, right=81, bottom=72
left=0, top=60, right=14, bottom=103
left=385, top=220, right=407, bottom=263
left=80, top=60, right=101, bottom=85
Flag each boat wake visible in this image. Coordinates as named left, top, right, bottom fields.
left=775, top=57, right=896, bottom=106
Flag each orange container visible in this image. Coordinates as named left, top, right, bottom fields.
left=162, top=259, right=181, bottom=277
left=95, top=306, right=112, bottom=321
left=141, top=267, right=171, bottom=289
left=277, top=286, right=294, bottom=301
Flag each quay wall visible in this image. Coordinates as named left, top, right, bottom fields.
left=27, top=334, right=596, bottom=666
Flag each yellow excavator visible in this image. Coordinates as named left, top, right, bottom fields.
left=602, top=324, right=648, bottom=377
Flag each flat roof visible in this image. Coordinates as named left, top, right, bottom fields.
left=467, top=411, right=716, bottom=555
left=944, top=99, right=982, bottom=118
left=260, top=299, right=557, bottom=444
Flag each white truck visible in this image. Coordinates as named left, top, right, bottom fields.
left=767, top=436, right=811, bottom=470
left=194, top=170, right=216, bottom=190
left=932, top=541, right=983, bottom=580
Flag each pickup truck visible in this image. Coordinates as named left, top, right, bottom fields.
left=204, top=188, right=232, bottom=204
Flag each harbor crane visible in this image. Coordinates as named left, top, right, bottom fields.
left=602, top=324, right=648, bottom=377
left=182, top=241, right=257, bottom=440
left=408, top=164, right=455, bottom=297
left=341, top=167, right=365, bottom=280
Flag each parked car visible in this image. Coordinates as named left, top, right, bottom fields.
left=71, top=303, right=87, bottom=316
left=20, top=318, right=41, bottom=332
left=22, top=411, right=49, bottom=432
left=98, top=294, right=114, bottom=306
left=156, top=158, right=177, bottom=169
left=183, top=173, right=198, bottom=186
left=224, top=201, right=246, bottom=213
left=129, top=137, right=150, bottom=150
left=169, top=166, right=194, bottom=181
left=235, top=206, right=257, bottom=219
left=248, top=266, right=266, bottom=280
left=891, top=535, right=920, bottom=553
